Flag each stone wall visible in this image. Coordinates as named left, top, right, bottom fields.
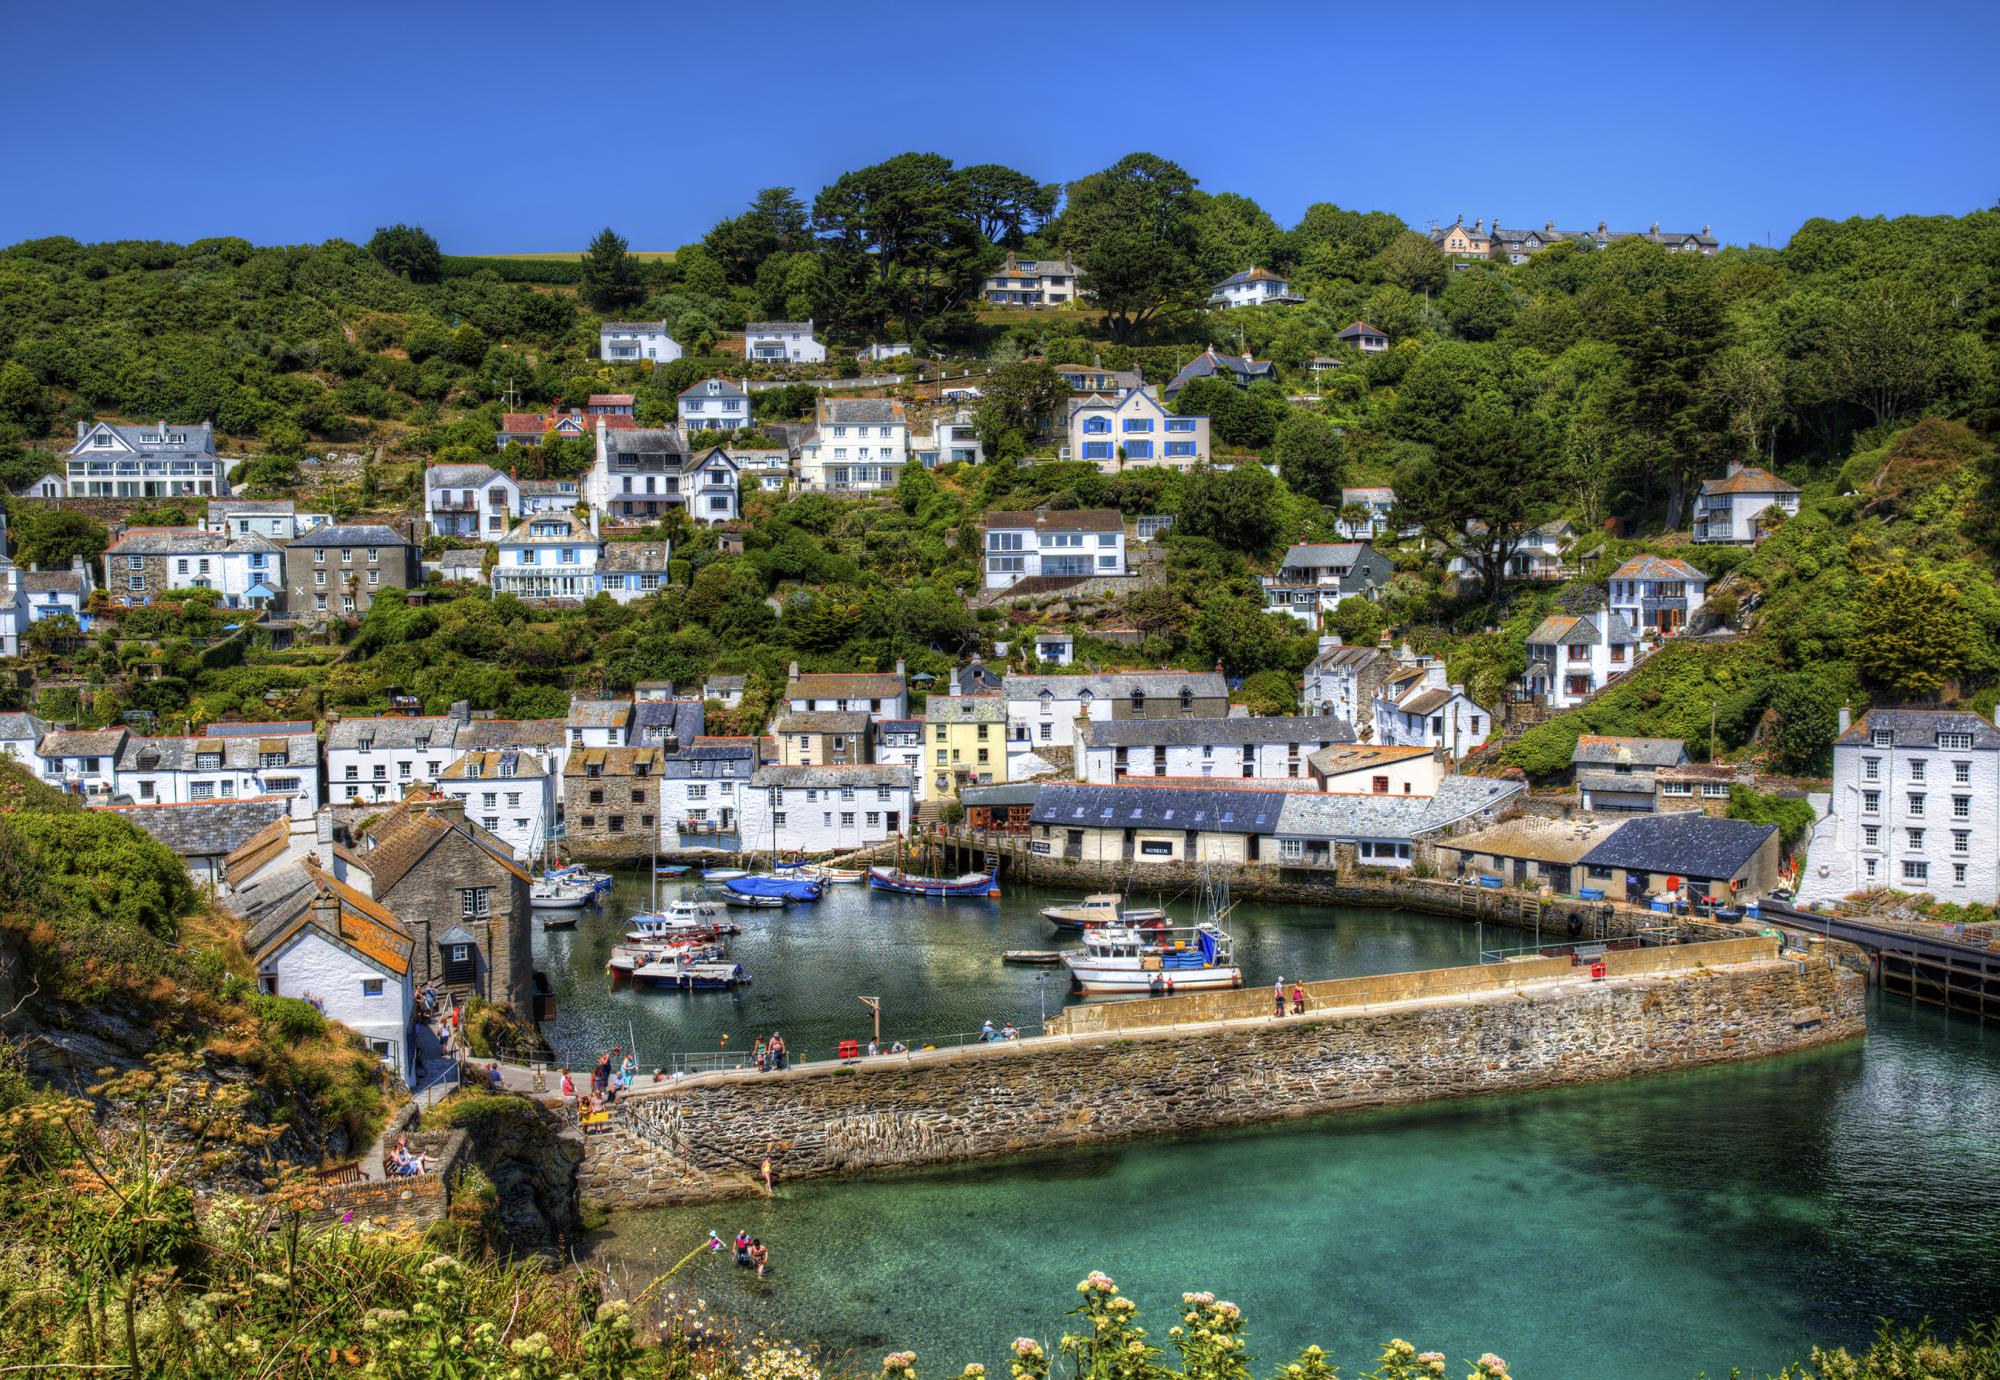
left=590, top=950, right=1863, bottom=1206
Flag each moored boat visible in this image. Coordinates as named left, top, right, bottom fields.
left=867, top=866, right=1001, bottom=898
left=804, top=865, right=865, bottom=884
left=530, top=879, right=595, bottom=911
left=626, top=895, right=735, bottom=943
left=1041, top=893, right=1169, bottom=932
left=606, top=944, right=750, bottom=990
left=1002, top=949, right=1065, bottom=965
left=727, top=874, right=823, bottom=904
left=654, top=864, right=691, bottom=878
left=723, top=890, right=785, bottom=908
left=702, top=867, right=750, bottom=882
left=1059, top=922, right=1242, bottom=993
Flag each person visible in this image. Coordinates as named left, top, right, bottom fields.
left=1273, top=978, right=1287, bottom=1018
left=890, top=1040, right=908, bottom=1054
left=980, top=1020, right=997, bottom=1043
left=486, top=1062, right=504, bottom=1091
left=1001, top=1023, right=1019, bottom=1041
left=654, top=1067, right=666, bottom=1083
left=620, top=1052, right=636, bottom=1089
left=760, top=1155, right=773, bottom=1195
left=734, top=1230, right=752, bottom=1266
left=593, top=1051, right=611, bottom=1097
left=1291, top=980, right=1306, bottom=1016
left=707, top=1230, right=724, bottom=1253
left=770, top=1033, right=787, bottom=1071
left=559, top=1068, right=576, bottom=1100
left=1149, top=972, right=1164, bottom=997
left=752, top=1037, right=767, bottom=1073
left=867, top=1038, right=879, bottom=1057
left=749, top=1238, right=769, bottom=1277
left=604, top=1078, right=618, bottom=1105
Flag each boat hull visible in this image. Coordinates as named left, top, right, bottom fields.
left=867, top=866, right=1000, bottom=898
left=1061, top=961, right=1243, bottom=993
left=530, top=892, right=592, bottom=910
left=702, top=868, right=750, bottom=881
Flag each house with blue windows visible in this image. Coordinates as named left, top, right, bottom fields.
left=1066, top=387, right=1209, bottom=474
left=678, top=377, right=751, bottom=437
left=491, top=511, right=672, bottom=605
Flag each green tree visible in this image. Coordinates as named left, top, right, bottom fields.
left=1059, top=153, right=1203, bottom=342
left=452, top=324, right=488, bottom=369
left=971, top=361, right=1066, bottom=460
left=9, top=506, right=109, bottom=570
left=1768, top=671, right=1845, bottom=774
left=812, top=152, right=995, bottom=342
left=580, top=227, right=643, bottom=313
left=1271, top=410, right=1345, bottom=502
left=1326, top=594, right=1387, bottom=646
left=1175, top=465, right=1281, bottom=553
left=705, top=186, right=812, bottom=283
left=1820, top=281, right=1954, bottom=428
left=1374, top=231, right=1448, bottom=296
left=1852, top=566, right=1975, bottom=700
left=1394, top=399, right=1560, bottom=608
left=1440, top=269, right=1518, bottom=341
left=954, top=163, right=1059, bottom=247
left=3, top=810, right=198, bottom=939
left=365, top=223, right=442, bottom=283
left=0, top=360, right=49, bottom=434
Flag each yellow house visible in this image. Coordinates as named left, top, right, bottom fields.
left=924, top=696, right=1008, bottom=799
left=1430, top=217, right=1492, bottom=260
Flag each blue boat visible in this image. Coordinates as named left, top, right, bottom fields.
left=654, top=864, right=691, bottom=878
left=727, top=874, right=823, bottom=904
left=867, top=866, right=1000, bottom=899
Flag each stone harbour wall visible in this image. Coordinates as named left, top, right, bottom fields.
left=588, top=954, right=1864, bottom=1207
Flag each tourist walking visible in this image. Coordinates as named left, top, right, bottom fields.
left=769, top=1033, right=787, bottom=1071
left=559, top=1068, right=575, bottom=1100
left=619, top=1052, right=637, bottom=1090
left=752, top=1037, right=767, bottom=1072
left=593, top=1052, right=611, bottom=1097
left=1291, top=981, right=1306, bottom=1016
left=1273, top=978, right=1287, bottom=1018
left=734, top=1230, right=752, bottom=1266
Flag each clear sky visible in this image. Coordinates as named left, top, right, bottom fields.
left=4, top=0, right=1993, bottom=253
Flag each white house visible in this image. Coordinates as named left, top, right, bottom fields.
left=0, top=711, right=48, bottom=764
left=1076, top=716, right=1355, bottom=785
left=744, top=321, right=826, bottom=364
left=425, top=465, right=520, bottom=540
left=1372, top=662, right=1491, bottom=759
left=678, top=378, right=751, bottom=437
left=783, top=661, right=908, bottom=720
left=325, top=712, right=471, bottom=804
left=438, top=750, right=554, bottom=863
left=1446, top=519, right=1574, bottom=586
left=36, top=727, right=126, bottom=798
left=660, top=740, right=757, bottom=851
left=981, top=508, right=1127, bottom=590
left=115, top=730, right=321, bottom=820
left=1693, top=463, right=1800, bottom=543
left=1031, top=633, right=1075, bottom=666
left=1307, top=743, right=1447, bottom=797
left=1303, top=641, right=1387, bottom=724
left=797, top=398, right=908, bottom=491
left=599, top=320, right=682, bottom=364
left=1336, top=321, right=1390, bottom=353
left=566, top=697, right=635, bottom=751
left=704, top=675, right=746, bottom=710
left=1207, top=267, right=1304, bottom=309
left=1067, top=387, right=1209, bottom=472
left=67, top=419, right=232, bottom=498
left=1607, top=555, right=1709, bottom=636
left=858, top=343, right=914, bottom=362
left=685, top=448, right=741, bottom=524
left=598, top=540, right=675, bottom=603
left=518, top=478, right=583, bottom=516
left=911, top=409, right=983, bottom=468
left=19, top=560, right=94, bottom=634
left=1335, top=487, right=1398, bottom=539
left=1521, top=609, right=1643, bottom=710
left=1003, top=670, right=1229, bottom=761
left=247, top=864, right=416, bottom=1086
left=982, top=254, right=1082, bottom=306
left=100, top=528, right=283, bottom=611
left=204, top=499, right=323, bottom=541
left=737, top=764, right=914, bottom=855
left=491, top=513, right=601, bottom=602
left=589, top=421, right=689, bottom=523
left=1262, top=542, right=1396, bottom=624
left=1799, top=708, right=2000, bottom=907
left=873, top=720, right=926, bottom=800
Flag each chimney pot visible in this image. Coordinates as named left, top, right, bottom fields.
left=1838, top=707, right=1852, bottom=735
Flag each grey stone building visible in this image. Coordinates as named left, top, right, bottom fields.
left=282, top=524, right=421, bottom=622
left=562, top=746, right=666, bottom=860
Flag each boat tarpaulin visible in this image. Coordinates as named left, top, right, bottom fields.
left=726, top=875, right=821, bottom=902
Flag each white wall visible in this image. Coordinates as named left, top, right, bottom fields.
left=265, top=929, right=412, bottom=1082
left=737, top=778, right=912, bottom=854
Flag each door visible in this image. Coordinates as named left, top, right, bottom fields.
left=1122, top=829, right=1135, bottom=861
left=885, top=811, right=900, bottom=833
left=1065, top=829, right=1084, bottom=861
left=1546, top=864, right=1572, bottom=895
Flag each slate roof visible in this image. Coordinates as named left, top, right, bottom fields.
left=705, top=675, right=746, bottom=693
left=1525, top=611, right=1640, bottom=647
left=118, top=733, right=316, bottom=771
left=1307, top=644, right=1384, bottom=674
left=1612, top=554, right=1706, bottom=582
left=0, top=712, right=49, bottom=741
left=600, top=541, right=673, bottom=573
left=1337, top=321, right=1388, bottom=341
left=774, top=710, right=873, bottom=735
left=1079, top=716, right=1355, bottom=748
left=632, top=699, right=706, bottom=745
left=788, top=671, right=906, bottom=698
left=208, top=499, right=296, bottom=518
left=660, top=742, right=755, bottom=778
left=427, top=464, right=504, bottom=489
left=1838, top=709, right=2000, bottom=750
left=1579, top=814, right=1777, bottom=880
left=20, top=569, right=86, bottom=593
left=747, top=321, right=818, bottom=334
left=1031, top=782, right=1291, bottom=834
left=497, top=514, right=591, bottom=545
left=458, top=718, right=566, bottom=751
left=961, top=782, right=1043, bottom=808
left=818, top=398, right=905, bottom=427
left=1699, top=466, right=1799, bottom=497
left=564, top=746, right=666, bottom=777
left=1439, top=816, right=1626, bottom=865
left=1276, top=775, right=1525, bottom=838
left=1279, top=542, right=1376, bottom=569
left=924, top=697, right=1008, bottom=725
left=440, top=750, right=546, bottom=781
left=517, top=479, right=578, bottom=496
left=1003, top=671, right=1228, bottom=701
left=326, top=716, right=460, bottom=751
left=205, top=720, right=316, bottom=738
left=1571, top=736, right=1688, bottom=768
left=70, top=420, right=217, bottom=460
left=566, top=699, right=634, bottom=730
left=105, top=528, right=231, bottom=556
left=1165, top=347, right=1276, bottom=396
left=750, top=764, right=913, bottom=789
left=601, top=320, right=674, bottom=334
left=1397, top=688, right=1461, bottom=716
left=286, top=525, right=412, bottom=548
left=39, top=729, right=127, bottom=758
left=983, top=508, right=1124, bottom=533
left=1308, top=743, right=1435, bottom=776
left=98, top=796, right=292, bottom=859
left=679, top=378, right=748, bottom=400
left=600, top=427, right=688, bottom=459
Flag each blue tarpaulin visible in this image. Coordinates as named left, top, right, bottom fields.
left=727, top=875, right=821, bottom=902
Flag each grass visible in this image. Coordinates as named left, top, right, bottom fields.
left=464, top=250, right=677, bottom=261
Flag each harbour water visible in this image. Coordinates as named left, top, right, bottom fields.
left=543, top=871, right=2000, bottom=1377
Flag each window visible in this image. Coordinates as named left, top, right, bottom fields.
left=1910, top=759, right=1926, bottom=782
left=1953, top=830, right=1970, bottom=853
left=460, top=888, right=490, bottom=918
left=773, top=811, right=787, bottom=827
left=1865, top=858, right=1878, bottom=879
left=1955, top=761, right=1972, bottom=784
left=1121, top=418, right=1153, bottom=433
left=1954, top=795, right=1971, bottom=818
left=1862, top=757, right=1880, bottom=781
left=1871, top=729, right=1893, bottom=747
left=1863, top=825, right=1880, bottom=848
left=361, top=978, right=384, bottom=997
left=1902, top=860, right=1929, bottom=883
left=866, top=812, right=880, bottom=827
left=1938, top=731, right=1974, bottom=750
left=840, top=811, right=854, bottom=827
left=1862, top=791, right=1880, bottom=814
left=608, top=815, right=624, bottom=833
left=314, top=570, right=326, bottom=586
left=1906, top=829, right=1925, bottom=849
left=1279, top=838, right=1303, bottom=861
left=341, top=549, right=353, bottom=564
left=1908, top=793, right=1925, bottom=816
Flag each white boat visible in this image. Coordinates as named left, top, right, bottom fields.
left=606, top=945, right=750, bottom=990
left=702, top=867, right=750, bottom=881
left=805, top=865, right=865, bottom=884
left=723, top=889, right=785, bottom=908
left=1060, top=922, right=1243, bottom=993
left=530, top=879, right=595, bottom=911
left=626, top=896, right=734, bottom=943
left=1041, top=893, right=1170, bottom=932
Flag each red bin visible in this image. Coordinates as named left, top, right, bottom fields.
left=836, top=1039, right=861, bottom=1059
left=1589, top=961, right=1607, bottom=980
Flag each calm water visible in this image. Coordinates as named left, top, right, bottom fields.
left=532, top=870, right=1481, bottom=1069
left=544, top=874, right=2000, bottom=1377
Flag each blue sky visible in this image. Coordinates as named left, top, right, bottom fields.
left=4, top=1, right=1993, bottom=253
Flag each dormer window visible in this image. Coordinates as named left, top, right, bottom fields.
left=1871, top=730, right=1894, bottom=748
left=1938, top=731, right=1974, bottom=750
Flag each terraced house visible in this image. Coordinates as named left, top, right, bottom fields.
left=797, top=398, right=908, bottom=491
left=589, top=421, right=690, bottom=523
left=923, top=695, right=1007, bottom=798
left=115, top=728, right=320, bottom=819
left=1067, top=387, right=1208, bottom=472
left=437, top=750, right=554, bottom=863
left=562, top=746, right=665, bottom=860
left=103, top=528, right=284, bottom=610
left=1607, top=554, right=1709, bottom=635
left=1075, top=716, right=1356, bottom=784
left=282, top=525, right=420, bottom=621
left=66, top=419, right=232, bottom=498
left=1003, top=670, right=1230, bottom=760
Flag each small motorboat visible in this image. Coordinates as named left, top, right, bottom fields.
left=1042, top=893, right=1169, bottom=932
left=540, top=909, right=581, bottom=932
left=805, top=865, right=865, bottom=884
left=1060, top=922, right=1243, bottom=993
left=543, top=864, right=613, bottom=896
left=728, top=874, right=822, bottom=904
left=702, top=867, right=750, bottom=882
left=627, top=896, right=736, bottom=942
left=1002, top=949, right=1065, bottom=966
left=723, top=889, right=786, bottom=908
left=606, top=945, right=750, bottom=990
left=654, top=864, right=691, bottom=878
left=867, top=866, right=1000, bottom=899
left=530, top=878, right=596, bottom=911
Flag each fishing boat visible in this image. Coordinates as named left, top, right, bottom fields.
left=605, top=945, right=750, bottom=990
left=530, top=877, right=596, bottom=912
left=727, top=874, right=822, bottom=905
left=625, top=895, right=735, bottom=943
left=804, top=865, right=865, bottom=884
left=1041, top=893, right=1169, bottom=932
left=654, top=864, right=690, bottom=878
left=867, top=865, right=1001, bottom=898
left=1002, top=949, right=1065, bottom=966
left=1060, top=872, right=1241, bottom=993
left=701, top=867, right=750, bottom=882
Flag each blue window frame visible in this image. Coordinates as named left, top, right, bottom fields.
left=1082, top=417, right=1110, bottom=434
left=1122, top=419, right=1153, bottom=433
left=1082, top=442, right=1113, bottom=460
left=1165, top=418, right=1197, bottom=432
left=1166, top=441, right=1196, bottom=457
left=1124, top=441, right=1154, bottom=460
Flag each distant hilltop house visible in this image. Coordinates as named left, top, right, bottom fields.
left=67, top=419, right=233, bottom=499
left=858, top=342, right=913, bottom=362
left=1335, top=487, right=1398, bottom=539
left=1067, top=387, right=1209, bottom=472
left=743, top=321, right=826, bottom=365
left=981, top=508, right=1128, bottom=590
left=1608, top=555, right=1709, bottom=635
left=1208, top=266, right=1303, bottom=309
left=982, top=254, right=1083, bottom=307
left=1446, top=519, right=1574, bottom=587
left=912, top=408, right=983, bottom=468
left=1430, top=216, right=1719, bottom=265
left=1692, top=463, right=1800, bottom=544
left=1335, top=321, right=1389, bottom=353
left=598, top=320, right=682, bottom=364
left=587, top=393, right=636, bottom=416
left=678, top=377, right=751, bottom=436
left=1163, top=347, right=1277, bottom=400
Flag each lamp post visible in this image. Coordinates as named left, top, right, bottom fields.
left=858, top=995, right=880, bottom=1047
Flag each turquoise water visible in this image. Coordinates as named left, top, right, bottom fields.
left=589, top=996, right=2000, bottom=1380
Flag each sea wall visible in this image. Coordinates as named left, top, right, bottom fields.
left=581, top=941, right=1864, bottom=1208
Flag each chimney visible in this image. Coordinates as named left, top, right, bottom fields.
left=788, top=661, right=800, bottom=679
left=1702, top=224, right=1712, bottom=236
left=28, top=563, right=36, bottom=574
left=1726, top=460, right=1744, bottom=477
left=1544, top=220, right=1556, bottom=233
left=1651, top=222, right=1661, bottom=235
left=894, top=657, right=906, bottom=678
left=1215, top=659, right=1226, bottom=675
left=1319, top=634, right=1342, bottom=652
left=317, top=809, right=336, bottom=847
left=1838, top=707, right=1852, bottom=735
